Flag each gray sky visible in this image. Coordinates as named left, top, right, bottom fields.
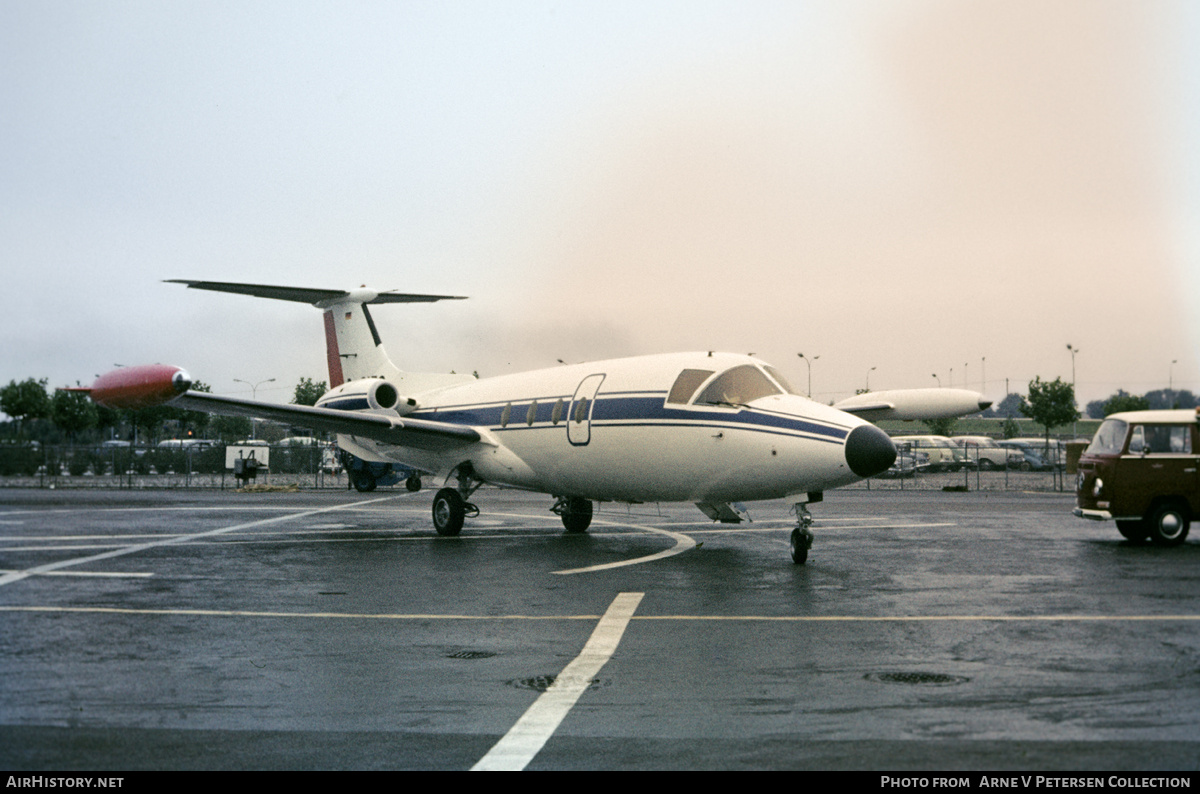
left=3, top=0, right=1198, bottom=411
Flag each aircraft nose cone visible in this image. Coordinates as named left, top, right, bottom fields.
left=845, top=425, right=897, bottom=478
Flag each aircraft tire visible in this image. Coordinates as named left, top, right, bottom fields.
left=1147, top=502, right=1190, bottom=547
left=351, top=469, right=377, bottom=492
left=789, top=528, right=808, bottom=565
left=561, top=497, right=593, bottom=533
left=433, top=488, right=465, bottom=536
left=406, top=475, right=422, bottom=492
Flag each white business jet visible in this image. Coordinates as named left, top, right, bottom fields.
left=82, top=280, right=990, bottom=564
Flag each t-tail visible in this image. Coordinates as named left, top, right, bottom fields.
left=165, top=280, right=470, bottom=394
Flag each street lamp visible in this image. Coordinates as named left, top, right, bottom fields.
left=932, top=373, right=941, bottom=387
left=797, top=353, right=819, bottom=398
left=233, top=377, right=275, bottom=439
left=1066, top=344, right=1079, bottom=436
left=865, top=366, right=876, bottom=392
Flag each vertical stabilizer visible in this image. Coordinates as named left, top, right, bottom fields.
left=316, top=297, right=400, bottom=386
left=166, top=280, right=469, bottom=393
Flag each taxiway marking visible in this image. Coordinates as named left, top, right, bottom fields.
left=0, top=496, right=401, bottom=588
left=471, top=591, right=645, bottom=772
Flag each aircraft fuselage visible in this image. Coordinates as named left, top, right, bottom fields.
left=324, top=351, right=882, bottom=504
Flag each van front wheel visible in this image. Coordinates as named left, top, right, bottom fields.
left=1147, top=503, right=1190, bottom=547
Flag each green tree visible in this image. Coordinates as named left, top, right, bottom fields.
left=1101, top=390, right=1150, bottom=416
left=921, top=417, right=957, bottom=436
left=1, top=378, right=51, bottom=439
left=1020, top=376, right=1079, bottom=445
left=50, top=386, right=98, bottom=440
left=293, top=377, right=327, bottom=406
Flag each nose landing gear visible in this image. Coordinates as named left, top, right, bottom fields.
left=790, top=492, right=822, bottom=564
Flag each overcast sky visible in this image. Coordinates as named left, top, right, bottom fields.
left=3, top=0, right=1198, bottom=412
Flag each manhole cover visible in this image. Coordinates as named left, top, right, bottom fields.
left=446, top=650, right=496, bottom=660
left=865, top=671, right=970, bottom=686
left=509, top=675, right=608, bottom=692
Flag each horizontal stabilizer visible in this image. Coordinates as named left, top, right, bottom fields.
left=165, top=280, right=465, bottom=306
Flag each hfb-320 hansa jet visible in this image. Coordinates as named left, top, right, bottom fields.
left=80, top=280, right=991, bottom=564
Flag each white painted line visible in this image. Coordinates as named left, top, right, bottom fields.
left=0, top=496, right=401, bottom=588
left=471, top=591, right=644, bottom=772
left=552, top=522, right=696, bottom=575
left=0, top=569, right=153, bottom=578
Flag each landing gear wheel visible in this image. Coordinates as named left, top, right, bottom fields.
left=350, top=469, right=377, bottom=492
left=1117, top=520, right=1149, bottom=543
left=432, top=488, right=466, bottom=536
left=560, top=497, right=593, bottom=533
left=406, top=475, right=422, bottom=492
left=790, top=527, right=813, bottom=565
left=1147, top=503, right=1190, bottom=547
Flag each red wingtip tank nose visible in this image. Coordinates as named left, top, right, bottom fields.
left=88, top=365, right=192, bottom=410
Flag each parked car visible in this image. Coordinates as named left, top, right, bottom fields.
left=891, top=435, right=967, bottom=472
left=951, top=436, right=1025, bottom=470
left=1007, top=437, right=1066, bottom=469
left=1074, top=409, right=1198, bottom=545
left=997, top=440, right=1053, bottom=471
left=878, top=445, right=928, bottom=478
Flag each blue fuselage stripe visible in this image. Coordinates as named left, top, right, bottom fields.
left=401, top=394, right=849, bottom=443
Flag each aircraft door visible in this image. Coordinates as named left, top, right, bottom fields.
left=567, top=373, right=605, bottom=446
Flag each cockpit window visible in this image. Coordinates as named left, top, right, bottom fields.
left=695, top=365, right=781, bottom=407
left=763, top=365, right=801, bottom=396
left=667, top=369, right=714, bottom=405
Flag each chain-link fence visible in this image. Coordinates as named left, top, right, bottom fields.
left=0, top=443, right=356, bottom=490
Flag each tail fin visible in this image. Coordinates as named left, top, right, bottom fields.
left=166, top=280, right=466, bottom=389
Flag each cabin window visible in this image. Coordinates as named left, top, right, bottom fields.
left=573, top=396, right=590, bottom=423
left=526, top=401, right=538, bottom=426
left=551, top=399, right=564, bottom=425
left=500, top=403, right=511, bottom=428
left=666, top=369, right=714, bottom=404
left=696, top=365, right=781, bottom=407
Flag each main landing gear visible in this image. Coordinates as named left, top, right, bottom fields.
left=431, top=464, right=596, bottom=537
left=552, top=496, right=594, bottom=533
left=789, top=492, right=822, bottom=565
left=431, top=465, right=481, bottom=537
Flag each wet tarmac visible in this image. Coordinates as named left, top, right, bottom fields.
left=1, top=486, right=1198, bottom=771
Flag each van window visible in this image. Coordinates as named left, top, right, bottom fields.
left=696, top=365, right=781, bottom=407
left=1129, top=424, right=1192, bottom=455
left=1086, top=419, right=1127, bottom=455
left=667, top=369, right=714, bottom=404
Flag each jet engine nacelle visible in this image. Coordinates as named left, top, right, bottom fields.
left=318, top=377, right=417, bottom=415
left=834, top=388, right=992, bottom=422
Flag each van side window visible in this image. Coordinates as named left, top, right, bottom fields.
left=1129, top=424, right=1192, bottom=454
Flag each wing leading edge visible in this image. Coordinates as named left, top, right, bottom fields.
left=172, top=392, right=480, bottom=452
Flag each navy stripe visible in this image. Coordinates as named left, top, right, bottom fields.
left=411, top=394, right=849, bottom=442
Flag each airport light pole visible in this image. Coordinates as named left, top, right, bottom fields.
left=865, top=366, right=876, bottom=392
left=233, top=377, right=275, bottom=440
left=797, top=353, right=819, bottom=398
left=1066, top=344, right=1079, bottom=437
left=932, top=373, right=941, bottom=387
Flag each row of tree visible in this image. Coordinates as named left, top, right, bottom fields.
left=0, top=376, right=327, bottom=445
